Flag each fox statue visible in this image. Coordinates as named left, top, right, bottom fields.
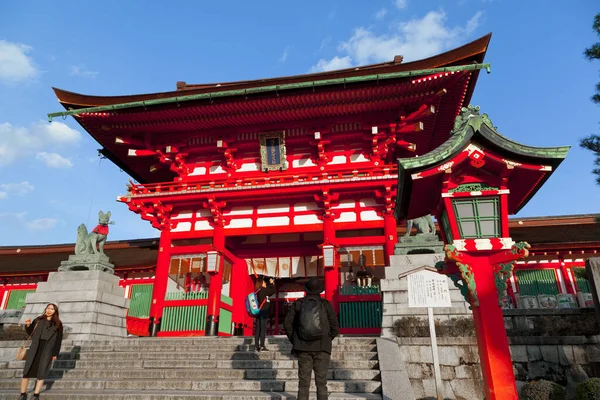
left=404, top=214, right=436, bottom=237
left=75, top=211, right=115, bottom=256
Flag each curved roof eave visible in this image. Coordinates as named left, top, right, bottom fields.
left=395, top=107, right=570, bottom=219
left=397, top=115, right=570, bottom=173
left=52, top=34, right=491, bottom=109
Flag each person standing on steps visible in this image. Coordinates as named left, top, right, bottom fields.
left=284, top=278, right=339, bottom=400
left=254, top=276, right=276, bottom=352
left=19, top=303, right=63, bottom=400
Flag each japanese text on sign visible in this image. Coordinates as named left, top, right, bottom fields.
left=407, top=270, right=452, bottom=308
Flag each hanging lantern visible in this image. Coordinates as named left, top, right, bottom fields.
left=206, top=250, right=222, bottom=273
left=322, top=244, right=335, bottom=268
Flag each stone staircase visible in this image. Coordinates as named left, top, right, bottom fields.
left=0, top=337, right=383, bottom=399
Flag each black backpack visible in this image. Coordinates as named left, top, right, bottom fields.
left=297, top=297, right=327, bottom=340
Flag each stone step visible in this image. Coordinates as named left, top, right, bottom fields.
left=0, top=389, right=383, bottom=400
left=0, top=379, right=382, bottom=393
left=59, top=350, right=377, bottom=361
left=60, top=337, right=377, bottom=346
left=66, top=344, right=377, bottom=353
left=39, top=368, right=380, bottom=381
left=8, top=358, right=379, bottom=371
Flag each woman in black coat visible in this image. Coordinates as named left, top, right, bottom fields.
left=19, top=303, right=63, bottom=400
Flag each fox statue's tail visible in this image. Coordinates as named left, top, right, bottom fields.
left=74, top=223, right=89, bottom=255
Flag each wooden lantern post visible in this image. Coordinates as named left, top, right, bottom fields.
left=395, top=106, right=569, bottom=399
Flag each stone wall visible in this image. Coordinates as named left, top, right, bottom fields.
left=397, top=336, right=600, bottom=400
left=381, top=253, right=472, bottom=337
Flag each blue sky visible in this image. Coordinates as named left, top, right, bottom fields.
left=0, top=0, right=598, bottom=246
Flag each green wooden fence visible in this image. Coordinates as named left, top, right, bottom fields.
left=128, top=284, right=153, bottom=318
left=339, top=300, right=382, bottom=328
left=339, top=286, right=382, bottom=329
left=515, top=269, right=559, bottom=296
left=573, top=268, right=592, bottom=293
left=340, top=286, right=380, bottom=295
left=162, top=305, right=207, bottom=332
left=165, top=291, right=209, bottom=300
left=6, top=290, right=35, bottom=310
left=161, top=291, right=210, bottom=332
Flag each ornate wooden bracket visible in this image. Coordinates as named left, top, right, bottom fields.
left=158, top=148, right=189, bottom=176
left=491, top=242, right=531, bottom=305
left=437, top=242, right=531, bottom=308
left=314, top=190, right=340, bottom=219
left=493, top=262, right=514, bottom=306
left=436, top=244, right=479, bottom=307
left=128, top=200, right=177, bottom=231
left=309, top=131, right=330, bottom=169
left=202, top=197, right=230, bottom=227
left=217, top=139, right=238, bottom=172
left=125, top=143, right=190, bottom=176
left=375, top=186, right=396, bottom=216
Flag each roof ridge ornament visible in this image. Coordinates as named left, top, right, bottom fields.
left=450, top=104, right=497, bottom=136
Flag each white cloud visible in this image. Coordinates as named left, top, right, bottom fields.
left=36, top=152, right=73, bottom=168
left=69, top=65, right=98, bottom=78
left=279, top=47, right=291, bottom=63
left=310, top=56, right=353, bottom=72
left=0, top=212, right=28, bottom=225
left=0, top=40, right=39, bottom=84
left=375, top=8, right=388, bottom=19
left=35, top=121, right=81, bottom=144
left=466, top=11, right=483, bottom=34
left=0, top=121, right=81, bottom=166
left=394, top=0, right=408, bottom=9
left=310, top=10, right=483, bottom=72
left=0, top=212, right=58, bottom=231
left=315, top=37, right=332, bottom=55
left=0, top=182, right=34, bottom=199
left=26, top=218, right=58, bottom=231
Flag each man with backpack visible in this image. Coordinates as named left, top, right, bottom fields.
left=284, top=277, right=339, bottom=400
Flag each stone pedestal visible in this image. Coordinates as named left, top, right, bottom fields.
left=20, top=270, right=129, bottom=341
left=381, top=253, right=473, bottom=337
left=395, top=234, right=445, bottom=255
left=58, top=253, right=114, bottom=274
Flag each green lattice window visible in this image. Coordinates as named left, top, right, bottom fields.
left=515, top=269, right=559, bottom=296
left=6, top=290, right=35, bottom=310
left=573, top=268, right=592, bottom=293
left=452, top=197, right=500, bottom=239
left=439, top=210, right=454, bottom=243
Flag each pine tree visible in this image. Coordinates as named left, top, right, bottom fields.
left=581, top=13, right=600, bottom=185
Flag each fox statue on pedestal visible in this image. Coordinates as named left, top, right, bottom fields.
left=75, top=211, right=115, bottom=256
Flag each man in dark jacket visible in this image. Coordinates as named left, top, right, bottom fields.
left=284, top=277, right=339, bottom=400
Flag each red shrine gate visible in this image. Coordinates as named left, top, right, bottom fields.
left=47, top=33, right=572, bottom=400
left=50, top=34, right=494, bottom=337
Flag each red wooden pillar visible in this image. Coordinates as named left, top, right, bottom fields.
left=560, top=260, right=576, bottom=295
left=149, top=230, right=171, bottom=336
left=383, top=213, right=398, bottom=265
left=230, top=258, right=252, bottom=335
left=469, top=255, right=519, bottom=400
left=206, top=224, right=225, bottom=336
left=323, top=215, right=339, bottom=312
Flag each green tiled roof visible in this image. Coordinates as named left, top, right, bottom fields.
left=398, top=105, right=569, bottom=172
left=395, top=105, right=570, bottom=219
